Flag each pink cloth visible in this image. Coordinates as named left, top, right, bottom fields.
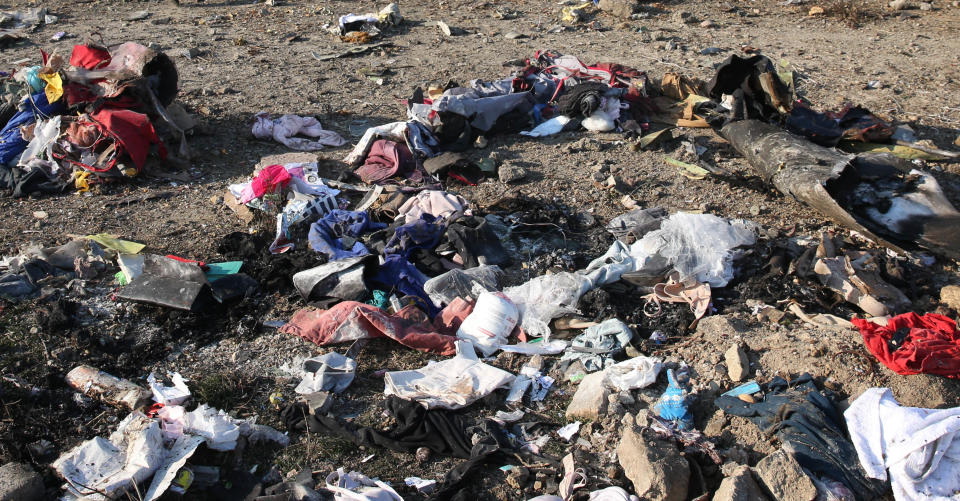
left=280, top=298, right=476, bottom=355
left=397, top=190, right=468, bottom=223
left=242, top=164, right=291, bottom=203
left=252, top=112, right=347, bottom=151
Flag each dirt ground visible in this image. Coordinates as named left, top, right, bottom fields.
left=1, top=0, right=960, bottom=499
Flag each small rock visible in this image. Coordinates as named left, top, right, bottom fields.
left=416, top=447, right=431, bottom=463
left=725, top=344, right=749, bottom=382
left=178, top=47, right=201, bottom=59
left=498, top=162, right=528, bottom=183
left=0, top=462, right=44, bottom=501
left=940, top=285, right=960, bottom=310
left=700, top=19, right=716, bottom=27
left=889, top=0, right=909, bottom=9
left=126, top=10, right=150, bottom=21
left=618, top=427, right=689, bottom=501
left=919, top=1, right=933, bottom=9
left=436, top=21, right=453, bottom=36
left=714, top=465, right=770, bottom=501
left=566, top=370, right=611, bottom=420
left=606, top=465, right=619, bottom=479
left=504, top=31, right=527, bottom=39
left=749, top=205, right=761, bottom=216
left=618, top=391, right=636, bottom=405
left=808, top=5, right=825, bottom=15
left=672, top=10, right=698, bottom=24
left=32, top=210, right=47, bottom=219
left=598, top=0, right=640, bottom=19
left=701, top=47, right=725, bottom=55
left=755, top=450, right=817, bottom=501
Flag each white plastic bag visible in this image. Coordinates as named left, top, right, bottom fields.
left=504, top=272, right=592, bottom=339
left=603, top=356, right=663, bottom=391
left=182, top=404, right=240, bottom=451
left=423, top=265, right=502, bottom=307
left=325, top=468, right=404, bottom=501
left=456, top=292, right=518, bottom=356
left=294, top=352, right=357, bottom=394
left=631, top=212, right=756, bottom=287
left=384, top=341, right=514, bottom=409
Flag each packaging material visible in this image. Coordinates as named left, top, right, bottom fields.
left=557, top=421, right=581, bottom=441
left=53, top=412, right=165, bottom=501
left=294, top=352, right=358, bottom=394
left=146, top=372, right=191, bottom=406
left=115, top=254, right=215, bottom=311
left=560, top=319, right=635, bottom=372
left=844, top=387, right=960, bottom=501
left=504, top=272, right=593, bottom=339
left=456, top=292, right=519, bottom=357
left=325, top=468, right=403, bottom=501
left=405, top=476, right=436, bottom=494
left=65, top=364, right=152, bottom=411
left=500, top=340, right=569, bottom=355
left=603, top=356, right=663, bottom=391
left=423, top=265, right=503, bottom=307
left=181, top=404, right=240, bottom=451
left=506, top=357, right=553, bottom=404
left=384, top=340, right=515, bottom=409
left=630, top=212, right=756, bottom=287
left=142, top=435, right=205, bottom=501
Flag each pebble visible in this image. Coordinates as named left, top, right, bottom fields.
left=32, top=210, right=48, bottom=219
left=700, top=20, right=716, bottom=28
left=919, top=1, right=933, bottom=9
left=749, top=205, right=761, bottom=216
left=889, top=0, right=909, bottom=10
left=504, top=31, right=527, bottom=39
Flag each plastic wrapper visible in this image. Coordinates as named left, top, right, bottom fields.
left=423, top=264, right=503, bottom=307
left=53, top=412, right=164, bottom=501
left=605, top=207, right=667, bottom=241
left=603, top=356, right=663, bottom=391
left=182, top=404, right=240, bottom=451
left=293, top=352, right=357, bottom=394
left=631, top=212, right=756, bottom=287
left=384, top=340, right=515, bottom=409
left=504, top=272, right=592, bottom=339
left=146, top=372, right=190, bottom=406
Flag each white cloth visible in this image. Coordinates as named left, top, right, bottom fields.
left=384, top=341, right=515, bottom=409
left=252, top=112, right=346, bottom=151
left=844, top=387, right=960, bottom=501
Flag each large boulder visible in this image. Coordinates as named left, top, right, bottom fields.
left=617, top=427, right=689, bottom=501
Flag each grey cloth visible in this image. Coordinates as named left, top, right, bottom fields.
left=560, top=319, right=635, bottom=372
left=432, top=91, right=535, bottom=132
left=294, top=353, right=357, bottom=394
left=406, top=120, right=440, bottom=158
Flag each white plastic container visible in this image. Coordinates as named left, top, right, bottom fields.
left=456, top=292, right=519, bottom=356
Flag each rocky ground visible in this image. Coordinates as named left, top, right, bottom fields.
left=1, top=0, right=960, bottom=499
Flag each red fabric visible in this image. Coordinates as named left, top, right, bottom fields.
left=280, top=300, right=468, bottom=355
left=355, top=139, right=416, bottom=184
left=90, top=109, right=166, bottom=169
left=852, top=312, right=960, bottom=378
left=70, top=44, right=112, bottom=70
left=250, top=164, right=292, bottom=199
left=164, top=255, right=207, bottom=268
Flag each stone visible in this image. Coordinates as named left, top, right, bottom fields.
left=504, top=31, right=527, bottom=39
left=0, top=462, right=44, bottom=501
left=700, top=19, right=716, bottom=27
left=672, top=10, right=699, bottom=24
left=598, top=0, right=640, bottom=19
left=725, top=344, right=749, bottom=382
left=178, top=47, right=201, bottom=59
left=126, top=10, right=150, bottom=21
left=940, top=285, right=960, bottom=310
left=566, top=370, right=611, bottom=420
left=506, top=466, right=529, bottom=489
left=498, top=162, right=528, bottom=183
left=755, top=450, right=817, bottom=501
left=714, top=465, right=769, bottom=501
left=889, top=0, right=909, bottom=9
left=617, top=427, right=689, bottom=501
left=919, top=1, right=933, bottom=9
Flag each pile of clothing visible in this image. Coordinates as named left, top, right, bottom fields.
left=342, top=50, right=653, bottom=185
left=0, top=41, right=182, bottom=197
